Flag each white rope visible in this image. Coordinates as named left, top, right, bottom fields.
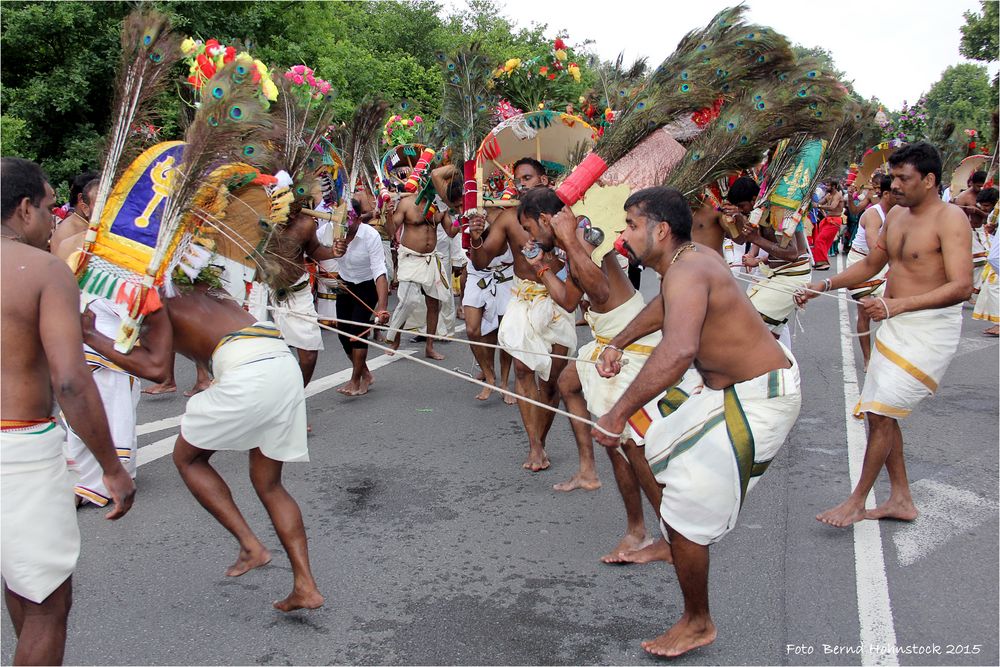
left=271, top=303, right=624, bottom=440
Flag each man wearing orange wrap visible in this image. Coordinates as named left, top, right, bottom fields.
left=812, top=180, right=845, bottom=270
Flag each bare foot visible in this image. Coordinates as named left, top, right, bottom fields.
left=816, top=498, right=867, bottom=527
left=619, top=536, right=673, bottom=564
left=425, top=347, right=445, bottom=361
left=337, top=381, right=359, bottom=396
left=386, top=337, right=400, bottom=356
left=553, top=473, right=601, bottom=492
left=502, top=387, right=516, bottom=406
left=475, top=385, right=493, bottom=401
left=865, top=497, right=918, bottom=522
left=984, top=325, right=999, bottom=337
left=600, top=535, right=654, bottom=564
left=143, top=381, right=176, bottom=395
left=273, top=588, right=325, bottom=612
left=642, top=614, right=717, bottom=658
left=354, top=376, right=371, bottom=396
left=184, top=381, right=211, bottom=397
left=522, top=452, right=550, bottom=472
left=226, top=546, right=271, bottom=577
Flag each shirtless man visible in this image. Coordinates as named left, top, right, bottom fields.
left=384, top=170, right=461, bottom=360
left=953, top=171, right=990, bottom=302
left=468, top=159, right=575, bottom=472
left=83, top=282, right=324, bottom=612
left=1, top=157, right=135, bottom=665
left=592, top=186, right=801, bottom=658
left=517, top=187, right=667, bottom=564
left=796, top=142, right=972, bottom=527
left=691, top=175, right=758, bottom=256
left=49, top=172, right=97, bottom=256
left=812, top=180, right=845, bottom=269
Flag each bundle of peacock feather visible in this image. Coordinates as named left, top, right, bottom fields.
left=80, top=8, right=182, bottom=264
left=556, top=5, right=794, bottom=206
left=330, top=99, right=390, bottom=234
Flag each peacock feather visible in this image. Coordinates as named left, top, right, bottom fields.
left=436, top=43, right=497, bottom=164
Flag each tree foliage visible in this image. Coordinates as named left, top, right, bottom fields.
left=959, top=0, right=999, bottom=63
left=0, top=0, right=591, bottom=196
left=924, top=63, right=997, bottom=138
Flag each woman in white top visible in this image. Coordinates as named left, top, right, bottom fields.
left=330, top=207, right=391, bottom=396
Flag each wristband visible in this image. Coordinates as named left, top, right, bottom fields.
left=470, top=236, right=484, bottom=250
left=603, top=344, right=623, bottom=355
left=822, top=278, right=832, bottom=292
left=536, top=265, right=552, bottom=280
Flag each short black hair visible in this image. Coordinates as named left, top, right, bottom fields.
left=624, top=186, right=692, bottom=242
left=976, top=187, right=998, bottom=207
left=827, top=180, right=841, bottom=191
left=447, top=174, right=463, bottom=204
left=878, top=175, right=892, bottom=194
left=1, top=157, right=49, bottom=221
left=970, top=170, right=988, bottom=186
left=512, top=157, right=546, bottom=177
left=517, top=186, right=563, bottom=221
left=727, top=176, right=758, bottom=205
left=887, top=141, right=942, bottom=188
left=70, top=171, right=99, bottom=207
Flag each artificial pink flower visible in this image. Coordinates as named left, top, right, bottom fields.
left=293, top=74, right=304, bottom=85
left=414, top=115, right=423, bottom=123
left=291, top=64, right=306, bottom=75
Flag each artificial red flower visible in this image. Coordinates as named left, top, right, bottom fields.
left=539, top=66, right=548, bottom=75
left=223, top=46, right=236, bottom=64
left=554, top=38, right=566, bottom=50
left=548, top=73, right=556, bottom=80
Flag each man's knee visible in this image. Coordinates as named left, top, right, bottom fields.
left=866, top=412, right=898, bottom=433
left=513, top=360, right=533, bottom=381
left=298, top=349, right=319, bottom=366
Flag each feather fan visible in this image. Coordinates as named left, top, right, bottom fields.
left=334, top=99, right=390, bottom=202
left=88, top=8, right=182, bottom=228
left=435, top=44, right=496, bottom=164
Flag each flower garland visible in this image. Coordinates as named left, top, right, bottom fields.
left=491, top=36, right=585, bottom=113
left=383, top=114, right=424, bottom=146
left=181, top=37, right=277, bottom=106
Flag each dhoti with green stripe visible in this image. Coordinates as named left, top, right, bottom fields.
left=746, top=257, right=812, bottom=332
left=639, top=344, right=801, bottom=546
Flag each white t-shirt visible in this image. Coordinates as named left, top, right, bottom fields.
left=851, top=204, right=886, bottom=255
left=336, top=223, right=387, bottom=284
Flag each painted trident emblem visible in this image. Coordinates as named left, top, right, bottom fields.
left=135, top=156, right=176, bottom=228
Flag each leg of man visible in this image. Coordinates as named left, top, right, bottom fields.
left=817, top=412, right=902, bottom=527
left=423, top=293, right=444, bottom=360
left=856, top=304, right=873, bottom=370
left=641, top=524, right=717, bottom=658
left=247, top=449, right=324, bottom=612
left=172, top=436, right=271, bottom=576
left=464, top=305, right=496, bottom=400
left=599, top=447, right=654, bottom=563
left=498, top=341, right=515, bottom=405
left=534, top=349, right=569, bottom=453
left=292, top=348, right=318, bottom=388
left=512, top=359, right=547, bottom=471
left=5, top=578, right=72, bottom=665
left=552, top=363, right=600, bottom=492
left=386, top=281, right=422, bottom=351
left=618, top=442, right=674, bottom=564
left=863, top=415, right=917, bottom=521
left=143, top=349, right=177, bottom=394
left=185, top=361, right=213, bottom=397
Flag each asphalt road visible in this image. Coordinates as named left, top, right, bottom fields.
left=3, top=262, right=998, bottom=666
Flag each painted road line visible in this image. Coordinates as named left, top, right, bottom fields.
left=836, top=253, right=899, bottom=666
left=135, top=350, right=415, bottom=467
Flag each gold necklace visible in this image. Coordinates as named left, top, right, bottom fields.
left=670, top=242, right=697, bottom=265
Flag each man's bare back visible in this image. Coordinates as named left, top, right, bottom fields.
left=469, top=205, right=562, bottom=281
left=1, top=241, right=76, bottom=419
left=164, top=287, right=257, bottom=366
left=49, top=214, right=88, bottom=259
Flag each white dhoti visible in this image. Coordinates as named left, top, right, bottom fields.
left=857, top=304, right=962, bottom=419
left=746, top=257, right=812, bottom=331
left=971, top=228, right=989, bottom=304
left=64, top=363, right=140, bottom=506
left=246, top=281, right=270, bottom=322
left=846, top=248, right=887, bottom=300
left=463, top=257, right=514, bottom=336
left=576, top=291, right=661, bottom=418
left=390, top=246, right=452, bottom=337
left=639, top=345, right=801, bottom=545
left=497, top=279, right=577, bottom=382
left=382, top=238, right=395, bottom=284
left=2, top=421, right=80, bottom=603
left=181, top=325, right=308, bottom=462
left=316, top=259, right=339, bottom=322
left=269, top=273, right=323, bottom=351
left=973, top=263, right=999, bottom=324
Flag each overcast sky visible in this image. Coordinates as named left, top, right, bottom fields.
left=453, top=0, right=999, bottom=111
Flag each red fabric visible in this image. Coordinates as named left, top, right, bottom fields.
left=811, top=216, right=843, bottom=265
left=556, top=152, right=608, bottom=206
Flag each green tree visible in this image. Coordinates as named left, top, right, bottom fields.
left=925, top=63, right=997, bottom=139
left=959, top=0, right=998, bottom=63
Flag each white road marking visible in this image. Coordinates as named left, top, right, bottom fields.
left=892, top=479, right=998, bottom=567
left=836, top=254, right=899, bottom=666
left=134, top=350, right=414, bottom=467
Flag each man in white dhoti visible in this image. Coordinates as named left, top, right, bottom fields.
left=468, top=161, right=575, bottom=472
left=593, top=186, right=801, bottom=659
left=385, top=173, right=461, bottom=359
left=971, top=190, right=999, bottom=334
left=2, top=157, right=135, bottom=664
left=518, top=187, right=672, bottom=564
left=86, top=282, right=324, bottom=613
left=797, top=142, right=973, bottom=527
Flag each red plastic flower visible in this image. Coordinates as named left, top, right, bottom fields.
left=554, top=38, right=567, bottom=50
left=223, top=46, right=236, bottom=64
left=539, top=66, right=548, bottom=75
left=548, top=73, right=556, bottom=80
